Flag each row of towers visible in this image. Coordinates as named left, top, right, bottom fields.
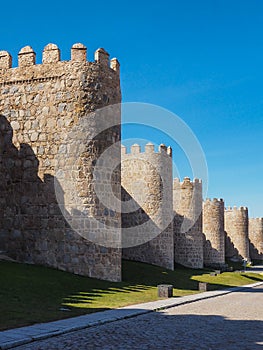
left=121, top=144, right=263, bottom=270
left=0, top=43, right=262, bottom=282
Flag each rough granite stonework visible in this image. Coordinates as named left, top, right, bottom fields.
left=173, top=177, right=203, bottom=268
left=203, top=198, right=225, bottom=267
left=249, top=218, right=263, bottom=260
left=0, top=43, right=122, bottom=281
left=121, top=143, right=174, bottom=270
left=225, top=207, right=250, bottom=261
left=0, top=42, right=261, bottom=280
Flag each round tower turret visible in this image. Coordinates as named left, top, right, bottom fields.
left=203, top=198, right=225, bottom=267
left=173, top=177, right=203, bottom=268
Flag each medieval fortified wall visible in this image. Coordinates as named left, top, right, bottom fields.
left=0, top=42, right=262, bottom=282
left=249, top=218, right=263, bottom=260
left=224, top=206, right=250, bottom=261
left=203, top=198, right=225, bottom=267
left=173, top=177, right=203, bottom=268
left=0, top=43, right=122, bottom=281
left=121, top=143, right=174, bottom=270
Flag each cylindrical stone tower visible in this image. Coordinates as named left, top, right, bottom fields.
left=224, top=206, right=250, bottom=261
left=0, top=43, right=122, bottom=281
left=173, top=177, right=203, bottom=268
left=249, top=218, right=263, bottom=260
left=203, top=198, right=225, bottom=267
left=121, top=143, right=174, bottom=270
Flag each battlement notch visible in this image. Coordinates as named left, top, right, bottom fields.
left=71, top=43, right=87, bottom=62
left=18, top=46, right=36, bottom=67
left=95, top=48, right=109, bottom=66
left=131, top=144, right=141, bottom=154
left=110, top=58, right=120, bottom=74
left=0, top=51, right=12, bottom=69
left=121, top=145, right=127, bottom=155
left=145, top=142, right=155, bottom=153
left=43, top=43, right=61, bottom=64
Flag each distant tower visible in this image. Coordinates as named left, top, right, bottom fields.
left=225, top=207, right=250, bottom=261
left=173, top=177, right=203, bottom=268
left=121, top=143, right=174, bottom=270
left=203, top=198, right=225, bottom=267
left=249, top=218, right=263, bottom=260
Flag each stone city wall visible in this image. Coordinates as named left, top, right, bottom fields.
left=121, top=143, right=174, bottom=270
left=173, top=177, right=203, bottom=268
left=249, top=218, right=263, bottom=260
left=224, top=206, right=250, bottom=261
left=0, top=43, right=122, bottom=281
left=203, top=198, right=225, bottom=267
left=0, top=42, right=261, bottom=280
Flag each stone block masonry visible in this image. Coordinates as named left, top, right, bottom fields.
left=203, top=198, right=225, bottom=267
left=0, top=43, right=122, bottom=281
left=249, top=218, right=263, bottom=260
left=121, top=143, right=174, bottom=270
left=173, top=177, right=203, bottom=268
left=0, top=41, right=262, bottom=281
left=225, top=206, right=250, bottom=261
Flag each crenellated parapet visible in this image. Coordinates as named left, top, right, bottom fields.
left=204, top=198, right=224, bottom=203
left=249, top=218, right=263, bottom=260
left=173, top=177, right=202, bottom=217
left=121, top=143, right=172, bottom=214
left=0, top=43, right=120, bottom=79
left=203, top=198, right=225, bottom=267
left=121, top=142, right=174, bottom=271
left=173, top=176, right=202, bottom=186
left=225, top=206, right=248, bottom=212
left=224, top=206, right=250, bottom=261
left=250, top=217, right=263, bottom=222
left=121, top=143, right=173, bottom=218
left=173, top=177, right=203, bottom=269
left=121, top=143, right=172, bottom=157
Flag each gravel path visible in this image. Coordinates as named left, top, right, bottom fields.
left=16, top=285, right=263, bottom=350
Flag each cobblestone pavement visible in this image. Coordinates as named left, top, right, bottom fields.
left=16, top=285, right=263, bottom=350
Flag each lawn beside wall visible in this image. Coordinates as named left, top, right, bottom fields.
left=0, top=260, right=262, bottom=330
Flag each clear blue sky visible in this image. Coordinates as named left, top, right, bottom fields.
left=1, top=0, right=262, bottom=217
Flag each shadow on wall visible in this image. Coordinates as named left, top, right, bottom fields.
left=249, top=239, right=263, bottom=261
left=173, top=211, right=203, bottom=268
left=0, top=114, right=69, bottom=266
left=0, top=115, right=59, bottom=263
left=202, top=234, right=225, bottom=268
left=121, top=187, right=174, bottom=270
left=224, top=231, right=240, bottom=260
left=0, top=114, right=123, bottom=281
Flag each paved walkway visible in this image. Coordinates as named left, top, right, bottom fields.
left=247, top=265, right=263, bottom=274
left=0, top=281, right=262, bottom=349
